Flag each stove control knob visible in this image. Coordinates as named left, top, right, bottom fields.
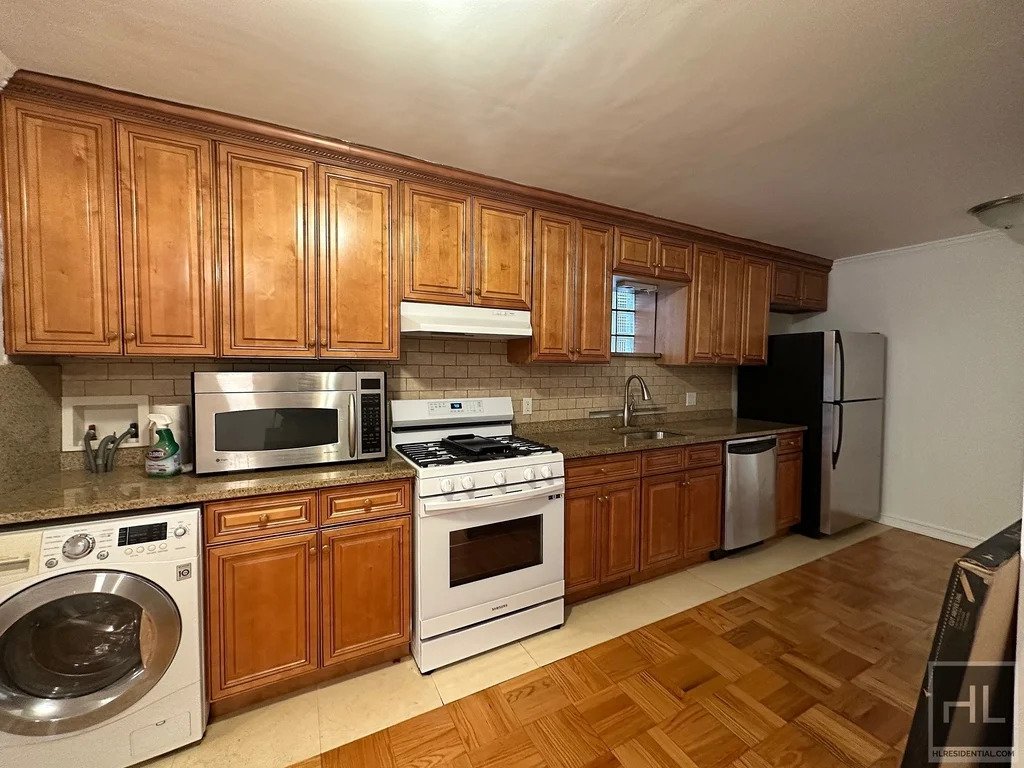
left=540, top=466, right=553, bottom=479
left=45, top=558, right=58, bottom=569
left=523, top=467, right=537, bottom=482
left=461, top=476, right=475, bottom=490
left=62, top=534, right=95, bottom=560
left=493, top=471, right=507, bottom=486
left=173, top=526, right=188, bottom=539
left=440, top=478, right=455, bottom=494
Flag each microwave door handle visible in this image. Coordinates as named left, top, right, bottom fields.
left=348, top=393, right=357, bottom=459
left=421, top=482, right=565, bottom=516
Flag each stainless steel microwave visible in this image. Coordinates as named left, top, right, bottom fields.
left=193, top=371, right=386, bottom=474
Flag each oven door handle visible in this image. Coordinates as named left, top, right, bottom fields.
left=420, top=482, right=565, bottom=516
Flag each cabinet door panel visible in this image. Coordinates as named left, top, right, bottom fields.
left=119, top=123, right=215, bottom=356
left=319, top=166, right=398, bottom=359
left=602, top=479, right=640, bottom=581
left=714, top=252, right=744, bottom=364
left=771, top=264, right=801, bottom=305
left=575, top=219, right=613, bottom=362
left=740, top=257, right=771, bottom=365
left=473, top=197, right=531, bottom=309
left=565, top=485, right=602, bottom=595
left=641, top=474, right=685, bottom=570
left=685, top=246, right=719, bottom=364
left=219, top=144, right=316, bottom=357
left=321, top=517, right=411, bottom=666
left=206, top=533, right=319, bottom=700
left=402, top=183, right=470, bottom=304
left=2, top=100, right=121, bottom=354
left=684, top=466, right=723, bottom=556
left=776, top=452, right=803, bottom=530
left=613, top=229, right=656, bottom=276
left=800, top=269, right=828, bottom=310
left=655, top=237, right=693, bottom=282
left=518, top=211, right=574, bottom=362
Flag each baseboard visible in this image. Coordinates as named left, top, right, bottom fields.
left=878, top=514, right=985, bottom=547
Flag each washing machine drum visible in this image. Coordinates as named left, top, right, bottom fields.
left=0, top=571, right=181, bottom=736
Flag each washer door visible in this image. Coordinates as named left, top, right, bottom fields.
left=0, top=570, right=181, bottom=736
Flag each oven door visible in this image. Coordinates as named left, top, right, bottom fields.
left=194, top=389, right=355, bottom=473
left=416, top=483, right=564, bottom=638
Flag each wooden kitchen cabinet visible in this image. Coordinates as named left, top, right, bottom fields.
left=320, top=516, right=411, bottom=666
left=473, top=197, right=532, bottom=309
left=776, top=431, right=804, bottom=531
left=118, top=123, right=216, bottom=356
left=613, top=228, right=657, bottom=277
left=564, top=485, right=602, bottom=594
left=685, top=246, right=720, bottom=364
left=205, top=532, right=319, bottom=700
left=401, top=182, right=471, bottom=305
left=771, top=264, right=829, bottom=312
left=641, top=474, right=685, bottom=570
left=713, top=252, right=745, bottom=364
left=684, top=466, right=723, bottom=556
left=565, top=478, right=641, bottom=597
left=740, top=257, right=771, bottom=365
left=508, top=212, right=612, bottom=364
left=1, top=99, right=122, bottom=354
left=218, top=144, right=317, bottom=357
left=319, top=165, right=399, bottom=359
left=655, top=237, right=694, bottom=282
left=601, top=480, right=641, bottom=581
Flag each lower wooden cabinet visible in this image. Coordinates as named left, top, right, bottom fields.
left=205, top=532, right=319, bottom=701
left=321, top=517, right=411, bottom=665
left=564, top=478, right=640, bottom=597
left=683, top=466, right=723, bottom=556
left=776, top=445, right=803, bottom=531
left=204, top=480, right=412, bottom=710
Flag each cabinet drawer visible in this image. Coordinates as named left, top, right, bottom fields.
left=684, top=442, right=723, bottom=468
left=777, top=432, right=804, bottom=455
left=566, top=453, right=641, bottom=486
left=641, top=447, right=684, bottom=477
left=320, top=479, right=412, bottom=526
left=205, top=492, right=317, bottom=545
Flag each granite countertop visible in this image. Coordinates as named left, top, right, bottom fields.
left=0, top=454, right=415, bottom=528
left=518, top=415, right=805, bottom=460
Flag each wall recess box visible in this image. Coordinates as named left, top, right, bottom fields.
left=61, top=396, right=150, bottom=452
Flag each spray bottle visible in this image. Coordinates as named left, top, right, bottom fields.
left=146, top=413, right=182, bottom=478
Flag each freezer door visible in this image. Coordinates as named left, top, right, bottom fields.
left=820, top=400, right=884, bottom=534
left=823, top=331, right=886, bottom=402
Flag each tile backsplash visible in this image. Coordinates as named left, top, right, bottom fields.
left=60, top=339, right=733, bottom=424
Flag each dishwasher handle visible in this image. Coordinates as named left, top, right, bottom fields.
left=726, top=436, right=777, bottom=455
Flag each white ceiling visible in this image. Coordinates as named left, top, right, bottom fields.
left=1, top=0, right=1022, bottom=258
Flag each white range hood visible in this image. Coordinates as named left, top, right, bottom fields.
left=400, top=301, right=532, bottom=339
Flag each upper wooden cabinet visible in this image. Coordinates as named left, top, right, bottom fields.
left=613, top=229, right=692, bottom=282
left=685, top=247, right=772, bottom=366
left=508, top=212, right=611, bottom=364
left=118, top=123, right=216, bottom=356
left=1, top=100, right=122, bottom=354
left=401, top=182, right=470, bottom=305
left=319, top=166, right=399, bottom=359
left=473, top=198, right=532, bottom=309
left=771, top=263, right=829, bottom=312
left=219, top=144, right=317, bottom=357
left=613, top=229, right=656, bottom=277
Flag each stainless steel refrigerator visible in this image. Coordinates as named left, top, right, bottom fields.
left=738, top=331, right=886, bottom=536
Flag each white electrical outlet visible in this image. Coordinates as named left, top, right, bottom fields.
left=685, top=392, right=697, bottom=407
left=522, top=397, right=533, bottom=415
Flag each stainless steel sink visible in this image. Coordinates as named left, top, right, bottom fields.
left=619, top=430, right=684, bottom=441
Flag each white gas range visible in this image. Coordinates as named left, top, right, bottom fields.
left=390, top=397, right=565, bottom=673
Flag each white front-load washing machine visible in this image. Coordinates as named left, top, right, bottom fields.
left=0, top=507, right=206, bottom=768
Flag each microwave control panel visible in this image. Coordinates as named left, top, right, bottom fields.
left=361, top=392, right=384, bottom=454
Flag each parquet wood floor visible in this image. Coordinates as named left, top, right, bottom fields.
left=294, top=529, right=965, bottom=768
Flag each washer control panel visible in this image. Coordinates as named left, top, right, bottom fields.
left=36, top=507, right=200, bottom=570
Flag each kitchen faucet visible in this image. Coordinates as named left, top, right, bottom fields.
left=621, top=374, right=652, bottom=428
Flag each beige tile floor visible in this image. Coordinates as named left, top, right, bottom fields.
left=144, top=522, right=888, bottom=768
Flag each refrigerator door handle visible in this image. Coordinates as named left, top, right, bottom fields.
left=831, top=402, right=844, bottom=469
left=835, top=331, right=846, bottom=401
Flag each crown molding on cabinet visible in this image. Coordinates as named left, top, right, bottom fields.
left=3, top=70, right=831, bottom=271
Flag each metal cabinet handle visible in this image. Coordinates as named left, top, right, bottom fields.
left=124, top=331, right=136, bottom=341
left=258, top=513, right=269, bottom=525
left=348, top=393, right=357, bottom=459
left=106, top=331, right=118, bottom=341
left=308, top=546, right=316, bottom=555
left=308, top=339, right=317, bottom=349
left=363, top=498, right=373, bottom=509
left=474, top=287, right=482, bottom=296
left=322, top=544, right=329, bottom=553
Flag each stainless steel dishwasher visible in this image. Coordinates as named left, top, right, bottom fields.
left=717, top=435, right=777, bottom=556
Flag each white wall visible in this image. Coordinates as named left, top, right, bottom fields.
left=787, top=231, right=1024, bottom=545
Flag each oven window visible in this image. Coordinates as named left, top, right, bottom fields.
left=449, top=515, right=543, bottom=588
left=215, top=408, right=339, bottom=452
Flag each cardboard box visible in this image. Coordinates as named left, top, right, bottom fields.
left=902, top=521, right=1020, bottom=767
